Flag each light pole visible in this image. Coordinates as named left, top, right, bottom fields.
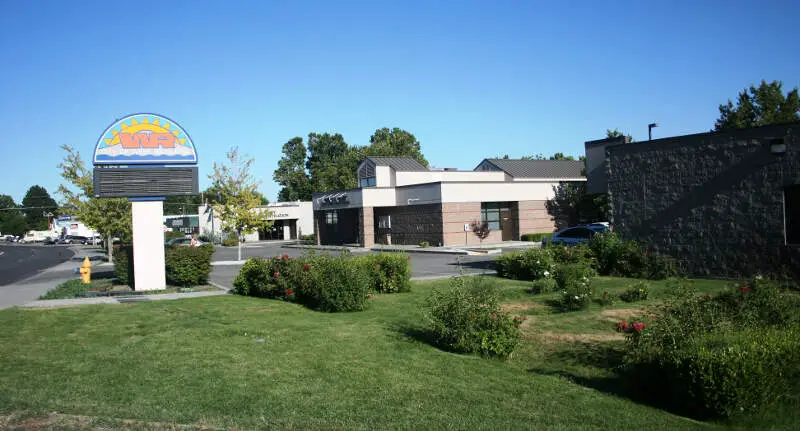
left=648, top=123, right=659, bottom=141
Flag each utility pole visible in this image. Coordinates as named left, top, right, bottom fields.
left=648, top=123, right=659, bottom=141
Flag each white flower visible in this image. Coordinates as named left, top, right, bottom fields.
left=574, top=296, right=579, bottom=300
left=536, top=260, right=540, bottom=264
left=543, top=271, right=550, bottom=277
left=755, top=275, right=763, bottom=280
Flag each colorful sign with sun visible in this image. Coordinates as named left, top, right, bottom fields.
left=93, top=113, right=197, bottom=165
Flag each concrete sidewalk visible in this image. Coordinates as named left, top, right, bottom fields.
left=23, top=289, right=230, bottom=309
left=0, top=258, right=81, bottom=309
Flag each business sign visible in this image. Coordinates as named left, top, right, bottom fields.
left=93, top=113, right=197, bottom=165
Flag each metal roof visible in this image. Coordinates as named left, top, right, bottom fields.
left=478, top=158, right=585, bottom=179
left=365, top=156, right=428, bottom=172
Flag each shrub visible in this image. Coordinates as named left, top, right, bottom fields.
left=302, top=254, right=370, bottom=312
left=300, top=234, right=316, bottom=242
left=418, top=241, right=430, bottom=248
left=530, top=278, right=558, bottom=294
left=425, top=276, right=522, bottom=358
left=165, top=230, right=185, bottom=241
left=555, top=263, right=596, bottom=311
left=222, top=238, right=239, bottom=247
left=549, top=244, right=595, bottom=266
left=40, top=279, right=111, bottom=300
left=623, top=277, right=800, bottom=419
left=620, top=281, right=649, bottom=303
left=359, top=253, right=412, bottom=293
left=642, top=252, right=680, bottom=279
left=232, top=254, right=309, bottom=301
left=588, top=231, right=677, bottom=279
left=114, top=246, right=134, bottom=287
left=494, top=248, right=555, bottom=281
left=597, top=290, right=615, bottom=306
left=520, top=232, right=552, bottom=242
left=165, top=244, right=214, bottom=287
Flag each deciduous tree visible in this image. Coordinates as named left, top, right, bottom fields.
left=365, top=127, right=428, bottom=167
left=57, top=145, right=131, bottom=263
left=273, top=137, right=312, bottom=201
left=715, top=80, right=799, bottom=131
left=209, top=146, right=273, bottom=261
left=21, top=185, right=58, bottom=231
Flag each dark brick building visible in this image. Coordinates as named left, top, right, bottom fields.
left=585, top=123, right=800, bottom=278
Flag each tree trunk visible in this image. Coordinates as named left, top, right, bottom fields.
left=107, top=234, right=113, bottom=264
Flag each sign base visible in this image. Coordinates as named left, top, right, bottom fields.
left=131, top=200, right=166, bottom=291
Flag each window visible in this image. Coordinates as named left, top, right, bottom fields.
left=325, top=211, right=338, bottom=225
left=378, top=215, right=391, bottom=229
left=359, top=177, right=376, bottom=188
left=481, top=202, right=504, bottom=231
left=786, top=185, right=800, bottom=244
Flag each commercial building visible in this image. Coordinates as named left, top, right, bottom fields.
left=198, top=201, right=314, bottom=242
left=584, top=122, right=800, bottom=277
left=312, top=156, right=585, bottom=247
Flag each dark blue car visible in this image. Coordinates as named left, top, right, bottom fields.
left=542, top=223, right=610, bottom=247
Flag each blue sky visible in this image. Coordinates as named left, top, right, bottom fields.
left=1, top=0, right=798, bottom=204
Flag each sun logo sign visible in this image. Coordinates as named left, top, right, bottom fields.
left=93, top=113, right=197, bottom=165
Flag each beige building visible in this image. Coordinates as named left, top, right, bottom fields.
left=312, top=157, right=585, bottom=247
left=199, top=201, right=314, bottom=242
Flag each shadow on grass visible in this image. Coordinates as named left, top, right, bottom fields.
left=527, top=342, right=711, bottom=421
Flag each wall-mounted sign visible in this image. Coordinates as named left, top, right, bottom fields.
left=93, top=113, right=197, bottom=165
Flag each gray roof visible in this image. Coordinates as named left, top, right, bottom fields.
left=365, top=156, right=428, bottom=172
left=478, top=158, right=585, bottom=179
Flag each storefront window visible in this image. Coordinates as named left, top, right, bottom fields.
left=481, top=202, right=504, bottom=231
left=325, top=211, right=338, bottom=225
left=377, top=215, right=391, bottom=229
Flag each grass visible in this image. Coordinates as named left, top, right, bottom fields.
left=0, top=276, right=794, bottom=429
left=39, top=279, right=218, bottom=300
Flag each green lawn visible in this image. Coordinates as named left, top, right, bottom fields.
left=0, top=276, right=789, bottom=429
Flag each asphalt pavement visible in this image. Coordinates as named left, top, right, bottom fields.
left=0, top=244, right=77, bottom=285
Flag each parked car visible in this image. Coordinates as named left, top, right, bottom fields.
left=166, top=237, right=204, bottom=247
left=43, top=236, right=56, bottom=245
left=542, top=224, right=609, bottom=247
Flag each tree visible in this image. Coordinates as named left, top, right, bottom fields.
left=57, top=145, right=132, bottom=263
left=209, top=146, right=273, bottom=261
left=0, top=195, right=26, bottom=237
left=365, top=127, right=428, bottom=167
left=21, top=185, right=58, bottom=231
left=605, top=129, right=634, bottom=142
left=306, top=132, right=359, bottom=192
left=273, top=137, right=312, bottom=201
left=470, top=220, right=491, bottom=245
left=164, top=194, right=202, bottom=216
left=715, top=80, right=799, bottom=131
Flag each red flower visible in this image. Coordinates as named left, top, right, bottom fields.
left=490, top=313, right=497, bottom=319
left=374, top=263, right=381, bottom=269
left=273, top=272, right=279, bottom=278
left=285, top=289, right=292, bottom=295
left=303, top=263, right=311, bottom=271
left=632, top=321, right=645, bottom=332
left=367, top=293, right=373, bottom=298
left=283, top=254, right=289, bottom=259
left=616, top=321, right=629, bottom=332
left=741, top=286, right=750, bottom=292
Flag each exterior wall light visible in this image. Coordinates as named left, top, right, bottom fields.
left=770, top=138, right=787, bottom=155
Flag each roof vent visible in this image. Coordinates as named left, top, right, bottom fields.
left=443, top=168, right=457, bottom=171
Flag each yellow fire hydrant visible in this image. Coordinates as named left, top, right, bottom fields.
left=79, top=256, right=92, bottom=284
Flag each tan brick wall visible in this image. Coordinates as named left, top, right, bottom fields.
left=360, top=207, right=374, bottom=248
left=517, top=200, right=556, bottom=234
left=441, top=202, right=505, bottom=246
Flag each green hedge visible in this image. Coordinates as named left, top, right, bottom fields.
left=520, top=232, right=553, bottom=242
left=113, top=244, right=214, bottom=288
left=232, top=252, right=412, bottom=312
left=165, top=244, right=214, bottom=287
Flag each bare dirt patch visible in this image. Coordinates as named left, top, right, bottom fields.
left=500, top=302, right=539, bottom=313
left=526, top=331, right=624, bottom=344
left=600, top=308, right=651, bottom=322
